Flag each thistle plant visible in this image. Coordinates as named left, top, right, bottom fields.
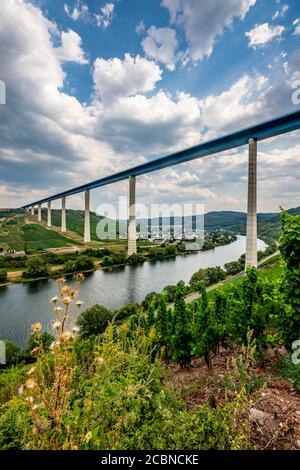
left=19, top=274, right=85, bottom=450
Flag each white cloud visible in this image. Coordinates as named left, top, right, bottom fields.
left=200, top=74, right=269, bottom=136
left=272, top=3, right=289, bottom=20
left=141, top=26, right=178, bottom=71
left=293, top=19, right=300, bottom=36
left=162, top=0, right=256, bottom=61
left=64, top=2, right=89, bottom=21
left=95, top=2, right=115, bottom=29
left=56, top=29, right=88, bottom=64
left=0, top=0, right=299, bottom=213
left=92, top=53, right=162, bottom=103
left=246, top=23, right=285, bottom=48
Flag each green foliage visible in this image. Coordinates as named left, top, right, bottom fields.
left=2, top=341, right=20, bottom=366
left=193, top=283, right=218, bottom=370
left=171, top=281, right=193, bottom=367
left=0, top=270, right=7, bottom=283
left=162, top=284, right=177, bottom=302
left=114, top=303, right=140, bottom=323
left=277, top=353, right=300, bottom=391
left=23, top=256, right=49, bottom=279
left=0, top=324, right=250, bottom=450
left=278, top=210, right=300, bottom=350
left=228, top=268, right=270, bottom=351
left=77, top=304, right=113, bottom=338
left=190, top=266, right=226, bottom=289
left=101, top=252, right=127, bottom=267
left=141, top=292, right=159, bottom=311
left=63, top=255, right=94, bottom=274
left=126, top=253, right=147, bottom=265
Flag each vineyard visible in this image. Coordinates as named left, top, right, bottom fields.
left=0, top=210, right=299, bottom=450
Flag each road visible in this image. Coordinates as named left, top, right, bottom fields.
left=184, top=250, right=280, bottom=304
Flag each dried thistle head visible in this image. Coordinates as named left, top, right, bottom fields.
left=56, top=278, right=65, bottom=287
left=31, top=322, right=42, bottom=334
left=70, top=288, right=79, bottom=299
left=75, top=273, right=85, bottom=283
left=62, top=296, right=72, bottom=306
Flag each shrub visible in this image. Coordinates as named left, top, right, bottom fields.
left=0, top=270, right=7, bottom=283
left=77, top=304, right=113, bottom=338
left=278, top=210, right=300, bottom=350
left=126, top=253, right=146, bottom=265
left=114, top=303, right=140, bottom=322
left=23, top=257, right=49, bottom=279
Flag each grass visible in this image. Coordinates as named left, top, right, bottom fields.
left=41, top=208, right=127, bottom=241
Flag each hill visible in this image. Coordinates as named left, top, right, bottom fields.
left=0, top=213, right=79, bottom=251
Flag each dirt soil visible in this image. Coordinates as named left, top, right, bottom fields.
left=165, top=348, right=300, bottom=450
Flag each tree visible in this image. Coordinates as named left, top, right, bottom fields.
left=24, top=256, right=49, bottom=278
left=229, top=268, right=268, bottom=351
left=193, top=283, right=218, bottom=371
left=162, top=285, right=177, bottom=303
left=171, top=281, right=192, bottom=367
left=155, top=294, right=171, bottom=360
left=0, top=270, right=7, bottom=283
left=279, top=210, right=300, bottom=350
left=77, top=304, right=113, bottom=338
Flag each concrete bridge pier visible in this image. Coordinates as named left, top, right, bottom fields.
left=31, top=206, right=35, bottom=216
left=47, top=201, right=52, bottom=227
left=128, top=176, right=137, bottom=256
left=148, top=217, right=152, bottom=239
left=61, top=196, right=66, bottom=233
left=245, top=138, right=258, bottom=268
left=84, top=190, right=91, bottom=243
left=38, top=204, right=42, bottom=222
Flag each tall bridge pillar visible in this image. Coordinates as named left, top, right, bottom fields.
left=128, top=176, right=137, bottom=256
left=61, top=196, right=67, bottom=233
left=31, top=206, right=35, bottom=216
left=38, top=204, right=42, bottom=222
left=84, top=190, right=91, bottom=243
left=47, top=201, right=52, bottom=227
left=245, top=138, right=257, bottom=269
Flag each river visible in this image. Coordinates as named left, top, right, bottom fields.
left=0, top=236, right=266, bottom=347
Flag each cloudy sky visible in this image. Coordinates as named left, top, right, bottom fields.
left=0, top=0, right=300, bottom=215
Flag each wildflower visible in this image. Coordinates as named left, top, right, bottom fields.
left=54, top=306, right=63, bottom=315
left=56, top=278, right=65, bottom=287
left=70, top=289, right=79, bottom=299
left=85, top=431, right=92, bottom=443
left=18, top=385, right=24, bottom=395
left=72, top=326, right=80, bottom=333
left=50, top=296, right=58, bottom=304
left=50, top=340, right=61, bottom=351
left=75, top=273, right=85, bottom=282
left=26, top=396, right=34, bottom=403
left=62, top=296, right=71, bottom=306
left=31, top=322, right=42, bottom=334
left=60, top=331, right=73, bottom=342
left=53, top=321, right=61, bottom=331
left=62, top=286, right=69, bottom=294
left=26, top=379, right=36, bottom=390
left=32, top=404, right=39, bottom=411
left=75, top=300, right=83, bottom=308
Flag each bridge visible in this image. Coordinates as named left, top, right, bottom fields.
left=22, top=109, right=300, bottom=267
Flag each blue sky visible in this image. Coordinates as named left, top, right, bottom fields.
left=0, top=0, right=300, bottom=214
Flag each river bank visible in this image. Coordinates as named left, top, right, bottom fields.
left=0, top=236, right=267, bottom=347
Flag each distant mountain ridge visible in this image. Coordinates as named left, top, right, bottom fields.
left=1, top=206, right=299, bottom=244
